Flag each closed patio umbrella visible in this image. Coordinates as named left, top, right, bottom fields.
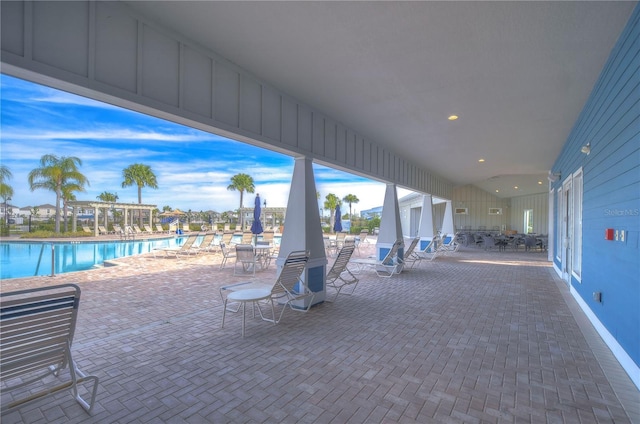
left=334, top=204, right=343, bottom=233
left=250, top=194, right=263, bottom=242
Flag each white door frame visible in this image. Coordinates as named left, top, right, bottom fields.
left=561, top=177, right=573, bottom=284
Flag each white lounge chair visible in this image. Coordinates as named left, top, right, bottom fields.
left=349, top=239, right=404, bottom=278
left=0, top=284, right=99, bottom=415
left=400, top=237, right=420, bottom=268
left=412, top=238, right=438, bottom=263
left=154, top=234, right=198, bottom=258
left=325, top=244, right=359, bottom=302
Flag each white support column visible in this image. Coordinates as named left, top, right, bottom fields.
left=72, top=207, right=78, bottom=233
left=93, top=207, right=99, bottom=236
left=377, top=183, right=404, bottom=271
left=441, top=200, right=455, bottom=243
left=278, top=157, right=327, bottom=306
left=418, top=194, right=436, bottom=251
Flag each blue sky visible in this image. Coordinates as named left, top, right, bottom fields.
left=1, top=74, right=400, bottom=216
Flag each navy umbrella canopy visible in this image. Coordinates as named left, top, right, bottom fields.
left=333, top=204, right=343, bottom=233
left=251, top=194, right=264, bottom=235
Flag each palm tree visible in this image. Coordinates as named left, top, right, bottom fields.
left=0, top=165, right=13, bottom=229
left=227, top=173, right=255, bottom=229
left=343, top=194, right=360, bottom=230
left=0, top=165, right=13, bottom=200
left=324, top=193, right=341, bottom=232
left=96, top=191, right=118, bottom=203
left=0, top=166, right=14, bottom=224
left=121, top=163, right=158, bottom=227
left=96, top=191, right=118, bottom=228
left=28, top=155, right=89, bottom=233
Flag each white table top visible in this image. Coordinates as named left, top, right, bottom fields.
left=227, top=288, right=271, bottom=301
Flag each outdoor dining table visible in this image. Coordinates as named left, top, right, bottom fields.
left=254, top=243, right=274, bottom=269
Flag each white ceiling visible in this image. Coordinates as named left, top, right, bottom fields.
left=123, top=1, right=635, bottom=198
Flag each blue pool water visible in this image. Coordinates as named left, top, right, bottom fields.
left=0, top=237, right=185, bottom=279
left=0, top=233, right=282, bottom=279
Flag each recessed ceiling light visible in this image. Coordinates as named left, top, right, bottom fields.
left=478, top=158, right=485, bottom=163
left=448, top=115, right=458, bottom=121
left=495, top=190, right=499, bottom=193
left=514, top=186, right=518, bottom=189
left=538, top=181, right=543, bottom=185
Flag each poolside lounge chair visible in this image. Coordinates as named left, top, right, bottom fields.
left=436, top=233, right=459, bottom=254
left=193, top=233, right=218, bottom=254
left=144, top=224, right=154, bottom=234
left=221, top=250, right=312, bottom=334
left=0, top=284, right=99, bottom=415
left=350, top=239, right=404, bottom=278
left=262, top=230, right=275, bottom=244
left=154, top=234, right=198, bottom=258
left=400, top=237, right=421, bottom=268
left=82, top=226, right=92, bottom=234
left=121, top=226, right=135, bottom=240
left=132, top=225, right=144, bottom=234
left=98, top=225, right=111, bottom=235
left=325, top=244, right=359, bottom=302
left=113, top=224, right=123, bottom=234
left=241, top=231, right=254, bottom=244
left=220, top=231, right=234, bottom=247
left=412, top=238, right=438, bottom=263
left=155, top=224, right=168, bottom=234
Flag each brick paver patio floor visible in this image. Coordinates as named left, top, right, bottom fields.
left=1, top=242, right=638, bottom=423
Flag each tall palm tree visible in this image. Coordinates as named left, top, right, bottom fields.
left=0, top=165, right=14, bottom=222
left=28, top=155, right=89, bottom=233
left=121, top=163, right=158, bottom=227
left=96, top=191, right=118, bottom=203
left=227, top=173, right=255, bottom=229
left=0, top=165, right=13, bottom=227
left=96, top=191, right=118, bottom=227
left=324, top=193, right=341, bottom=232
left=0, top=165, right=13, bottom=199
left=343, top=194, right=360, bottom=229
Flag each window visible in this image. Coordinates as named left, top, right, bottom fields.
left=524, top=209, right=533, bottom=234
left=455, top=208, right=468, bottom=215
left=572, top=169, right=583, bottom=280
left=488, top=208, right=502, bottom=215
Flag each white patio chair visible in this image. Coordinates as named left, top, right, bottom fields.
left=234, top=244, right=258, bottom=276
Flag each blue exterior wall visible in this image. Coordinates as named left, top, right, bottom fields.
left=551, top=4, right=639, bottom=379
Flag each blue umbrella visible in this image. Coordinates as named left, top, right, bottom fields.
left=250, top=194, right=264, bottom=235
left=333, top=204, right=343, bottom=233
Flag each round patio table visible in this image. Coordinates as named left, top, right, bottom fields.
left=222, top=288, right=273, bottom=337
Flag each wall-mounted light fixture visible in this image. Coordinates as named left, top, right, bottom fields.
left=547, top=171, right=561, bottom=182
left=581, top=142, right=591, bottom=155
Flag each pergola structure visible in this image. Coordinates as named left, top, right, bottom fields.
left=238, top=207, right=287, bottom=231
left=68, top=201, right=157, bottom=237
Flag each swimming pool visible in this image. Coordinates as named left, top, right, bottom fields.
left=0, top=237, right=184, bottom=279
left=0, top=233, right=282, bottom=279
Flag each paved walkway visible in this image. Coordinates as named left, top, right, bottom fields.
left=1, top=243, right=638, bottom=423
